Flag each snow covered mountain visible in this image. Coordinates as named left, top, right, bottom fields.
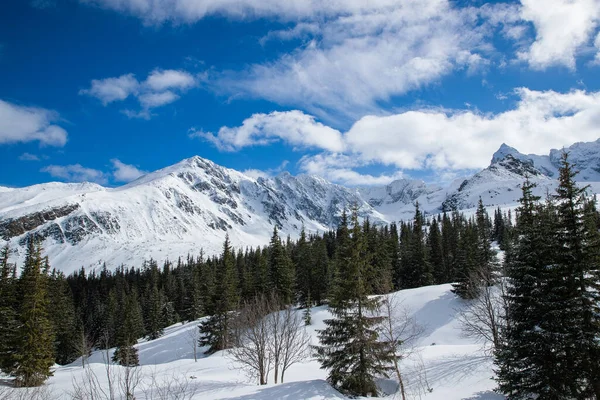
left=2, top=139, right=600, bottom=274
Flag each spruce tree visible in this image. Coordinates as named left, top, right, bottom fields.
left=495, top=177, right=552, bottom=398
left=199, top=235, right=239, bottom=354
left=315, top=209, right=395, bottom=397
left=48, top=270, right=79, bottom=365
left=12, top=238, right=55, bottom=387
left=113, top=288, right=142, bottom=366
left=143, top=261, right=165, bottom=340
left=267, top=227, right=295, bottom=305
left=0, top=242, right=18, bottom=375
left=550, top=153, right=600, bottom=398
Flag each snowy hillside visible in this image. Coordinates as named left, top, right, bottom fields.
left=2, top=139, right=600, bottom=274
left=9, top=284, right=502, bottom=400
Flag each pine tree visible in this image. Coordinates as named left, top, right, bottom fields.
left=427, top=217, right=445, bottom=284
left=495, top=177, right=551, bottom=398
left=199, top=236, right=239, bottom=354
left=0, top=242, right=18, bottom=375
left=581, top=194, right=600, bottom=397
left=12, top=238, right=55, bottom=386
left=295, top=227, right=312, bottom=308
left=315, top=208, right=395, bottom=397
left=550, top=153, right=600, bottom=398
left=143, top=261, right=165, bottom=340
left=268, top=227, right=295, bottom=305
left=113, top=288, right=142, bottom=366
left=48, top=270, right=79, bottom=365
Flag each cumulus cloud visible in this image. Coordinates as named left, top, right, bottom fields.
left=80, top=69, right=197, bottom=117
left=517, top=0, right=600, bottom=70
left=195, top=110, right=345, bottom=152
left=79, top=73, right=139, bottom=104
left=0, top=99, right=68, bottom=146
left=111, top=159, right=147, bottom=182
left=41, top=164, right=108, bottom=184
left=138, top=91, right=180, bottom=108
left=344, top=88, right=600, bottom=171
left=145, top=69, right=196, bottom=91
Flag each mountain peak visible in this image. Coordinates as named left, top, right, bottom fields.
left=491, top=143, right=521, bottom=164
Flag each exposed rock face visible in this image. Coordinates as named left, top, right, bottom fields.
left=0, top=204, right=80, bottom=239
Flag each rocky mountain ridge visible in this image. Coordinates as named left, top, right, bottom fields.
left=2, top=139, right=600, bottom=274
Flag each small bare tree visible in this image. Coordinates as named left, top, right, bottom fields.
left=70, top=331, right=141, bottom=400
left=457, top=266, right=507, bottom=355
left=185, top=324, right=200, bottom=363
left=229, top=294, right=273, bottom=385
left=276, top=306, right=310, bottom=384
left=75, top=329, right=94, bottom=368
left=375, top=294, right=425, bottom=400
left=229, top=293, right=310, bottom=385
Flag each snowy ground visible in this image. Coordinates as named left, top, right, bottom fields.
left=6, top=284, right=503, bottom=399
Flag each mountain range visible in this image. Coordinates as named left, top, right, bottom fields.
left=2, top=139, right=600, bottom=274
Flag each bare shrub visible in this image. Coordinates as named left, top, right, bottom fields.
left=228, top=293, right=310, bottom=385
left=457, top=267, right=508, bottom=355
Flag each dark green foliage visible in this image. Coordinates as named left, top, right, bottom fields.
left=268, top=227, right=295, bottom=305
left=315, top=209, right=396, bottom=397
left=47, top=270, right=80, bottom=365
left=199, top=236, right=239, bottom=354
left=452, top=199, right=497, bottom=299
left=12, top=239, right=55, bottom=387
left=112, top=288, right=142, bottom=366
left=0, top=242, right=18, bottom=375
left=496, top=155, right=600, bottom=399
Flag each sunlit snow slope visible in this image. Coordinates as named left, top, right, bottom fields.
left=33, top=284, right=502, bottom=400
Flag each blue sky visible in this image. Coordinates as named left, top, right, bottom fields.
left=1, top=0, right=600, bottom=188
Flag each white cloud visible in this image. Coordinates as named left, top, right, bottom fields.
left=80, top=69, right=197, bottom=117
left=298, top=153, right=404, bottom=186
left=344, top=88, right=600, bottom=171
left=0, top=100, right=68, bottom=146
left=243, top=160, right=290, bottom=180
left=81, top=0, right=426, bottom=24
left=517, top=0, right=600, bottom=70
left=19, top=153, right=40, bottom=161
left=196, top=110, right=345, bottom=152
left=121, top=109, right=153, bottom=120
left=206, top=88, right=600, bottom=184
left=41, top=164, right=108, bottom=184
left=79, top=74, right=139, bottom=105
left=111, top=159, right=147, bottom=182
left=214, top=1, right=495, bottom=120
left=138, top=91, right=180, bottom=108
left=145, top=69, right=196, bottom=91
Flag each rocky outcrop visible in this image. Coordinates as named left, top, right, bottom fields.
left=0, top=204, right=80, bottom=239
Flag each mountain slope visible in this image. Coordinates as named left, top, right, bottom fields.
left=2, top=139, right=600, bottom=274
